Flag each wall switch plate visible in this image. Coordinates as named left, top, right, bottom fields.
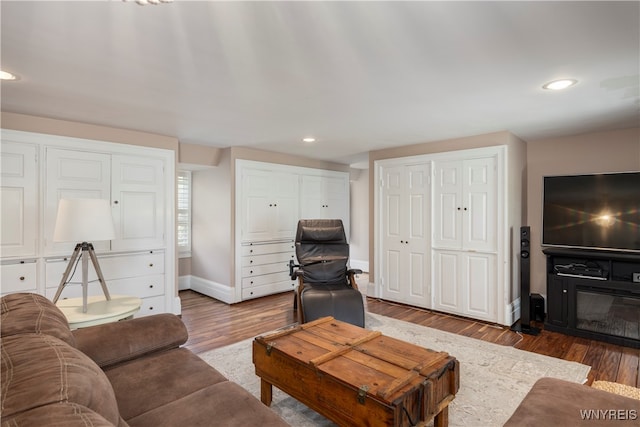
left=633, top=273, right=640, bottom=283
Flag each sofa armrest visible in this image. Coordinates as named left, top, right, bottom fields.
left=72, top=313, right=188, bottom=368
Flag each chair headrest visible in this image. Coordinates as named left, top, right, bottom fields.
left=296, top=219, right=347, bottom=244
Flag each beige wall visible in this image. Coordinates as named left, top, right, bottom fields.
left=179, top=142, right=222, bottom=167
left=190, top=148, right=232, bottom=285
left=1, top=112, right=179, bottom=151
left=178, top=257, right=191, bottom=276
left=349, top=168, right=370, bottom=269
left=526, top=128, right=640, bottom=297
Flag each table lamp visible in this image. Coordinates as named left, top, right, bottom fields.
left=52, top=198, right=116, bottom=312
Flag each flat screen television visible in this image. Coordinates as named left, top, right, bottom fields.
left=542, top=172, right=640, bottom=253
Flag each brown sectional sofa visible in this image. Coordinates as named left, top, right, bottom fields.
left=1, top=293, right=289, bottom=427
left=504, top=377, right=639, bottom=426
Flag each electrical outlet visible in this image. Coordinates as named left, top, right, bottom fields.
left=633, top=272, right=640, bottom=283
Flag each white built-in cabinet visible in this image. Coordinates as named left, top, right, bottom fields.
left=432, top=156, right=497, bottom=321
left=0, top=129, right=177, bottom=316
left=235, top=160, right=350, bottom=302
left=300, top=175, right=349, bottom=221
left=375, top=146, right=511, bottom=325
left=1, top=142, right=38, bottom=259
left=241, top=168, right=300, bottom=242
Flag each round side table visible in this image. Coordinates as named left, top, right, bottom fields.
left=56, top=295, right=142, bottom=329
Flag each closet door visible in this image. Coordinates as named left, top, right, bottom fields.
left=111, top=155, right=165, bottom=251
left=433, top=160, right=463, bottom=249
left=44, top=148, right=111, bottom=255
left=380, top=163, right=431, bottom=307
left=462, top=157, right=496, bottom=252
left=433, top=157, right=496, bottom=251
left=0, top=142, right=38, bottom=258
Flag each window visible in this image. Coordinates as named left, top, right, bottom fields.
left=177, top=170, right=192, bottom=257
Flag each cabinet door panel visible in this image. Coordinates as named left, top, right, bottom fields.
left=45, top=149, right=111, bottom=255
left=433, top=251, right=460, bottom=313
left=300, top=175, right=323, bottom=219
left=272, top=172, right=299, bottom=239
left=1, top=142, right=38, bottom=257
left=385, top=249, right=402, bottom=293
left=111, top=155, right=165, bottom=251
left=464, top=253, right=496, bottom=320
left=463, top=158, right=496, bottom=252
left=381, top=166, right=405, bottom=300
left=323, top=176, right=349, bottom=222
left=433, top=161, right=462, bottom=249
left=408, top=251, right=427, bottom=298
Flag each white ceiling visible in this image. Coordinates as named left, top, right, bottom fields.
left=1, top=1, right=639, bottom=167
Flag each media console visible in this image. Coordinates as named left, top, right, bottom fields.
left=544, top=248, right=640, bottom=348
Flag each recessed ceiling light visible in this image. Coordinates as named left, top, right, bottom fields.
left=302, top=137, right=316, bottom=143
left=542, top=79, right=577, bottom=90
left=0, top=70, right=19, bottom=81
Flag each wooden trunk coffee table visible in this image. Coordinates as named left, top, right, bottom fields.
left=253, top=317, right=459, bottom=427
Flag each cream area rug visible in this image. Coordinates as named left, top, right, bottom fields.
left=199, top=312, right=590, bottom=427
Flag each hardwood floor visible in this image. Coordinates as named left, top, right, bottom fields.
left=179, top=289, right=640, bottom=388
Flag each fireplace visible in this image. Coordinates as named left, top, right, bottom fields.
left=544, top=248, right=640, bottom=348
left=575, top=288, right=640, bottom=341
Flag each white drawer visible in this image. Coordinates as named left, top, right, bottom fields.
left=242, top=251, right=294, bottom=267
left=45, top=252, right=164, bottom=287
left=241, top=241, right=294, bottom=256
left=138, top=295, right=165, bottom=317
left=242, top=271, right=293, bottom=288
left=242, top=280, right=296, bottom=300
left=1, top=261, right=37, bottom=294
left=106, top=275, right=165, bottom=299
left=45, top=274, right=165, bottom=300
left=242, top=262, right=290, bottom=278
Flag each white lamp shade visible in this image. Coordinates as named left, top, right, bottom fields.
left=53, top=198, right=116, bottom=243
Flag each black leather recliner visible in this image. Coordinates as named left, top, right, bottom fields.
left=289, top=219, right=365, bottom=327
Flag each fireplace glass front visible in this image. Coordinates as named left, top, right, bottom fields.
left=576, top=288, right=640, bottom=341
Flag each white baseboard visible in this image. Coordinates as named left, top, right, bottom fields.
left=349, top=259, right=369, bottom=273
left=180, top=275, right=234, bottom=304
left=178, top=275, right=191, bottom=291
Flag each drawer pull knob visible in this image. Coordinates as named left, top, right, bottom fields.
left=19, top=276, right=25, bottom=281
left=149, top=285, right=154, bottom=288
left=149, top=306, right=153, bottom=310
left=250, top=270, right=253, bottom=274
left=250, top=249, right=253, bottom=253
left=149, top=263, right=154, bottom=267
left=251, top=281, right=254, bottom=284
left=250, top=260, right=253, bottom=264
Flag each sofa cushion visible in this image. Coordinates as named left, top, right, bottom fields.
left=73, top=313, right=188, bottom=368
left=504, top=377, right=640, bottom=426
left=1, top=402, right=121, bottom=427
left=1, top=334, right=120, bottom=426
left=1, top=293, right=75, bottom=346
left=126, top=381, right=288, bottom=427
left=104, top=347, right=228, bottom=421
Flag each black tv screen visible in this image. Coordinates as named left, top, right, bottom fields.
left=542, top=172, right=640, bottom=252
